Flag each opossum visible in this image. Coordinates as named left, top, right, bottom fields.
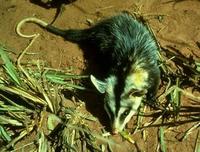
left=16, top=12, right=160, bottom=134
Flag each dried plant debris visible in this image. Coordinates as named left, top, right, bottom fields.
left=194, top=130, right=200, bottom=152
left=160, top=46, right=200, bottom=89
left=0, top=42, right=114, bottom=151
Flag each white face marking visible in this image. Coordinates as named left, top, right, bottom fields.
left=113, top=108, right=136, bottom=133
left=111, top=68, right=149, bottom=134
left=90, top=68, right=149, bottom=134
left=103, top=75, right=117, bottom=120
left=112, top=96, right=143, bottom=133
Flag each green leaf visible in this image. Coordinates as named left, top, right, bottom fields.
left=0, top=45, right=21, bottom=85
left=195, top=61, right=200, bottom=72
left=159, top=127, right=166, bottom=152
left=0, top=86, right=46, bottom=105
left=47, top=114, right=62, bottom=132
left=38, top=132, right=48, bottom=152
left=0, top=125, right=11, bottom=142
left=0, top=115, right=23, bottom=126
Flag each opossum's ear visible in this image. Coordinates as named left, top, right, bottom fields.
left=90, top=75, right=107, bottom=94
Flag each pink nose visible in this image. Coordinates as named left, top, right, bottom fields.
left=112, top=128, right=119, bottom=135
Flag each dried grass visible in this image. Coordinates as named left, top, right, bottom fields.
left=0, top=35, right=114, bottom=151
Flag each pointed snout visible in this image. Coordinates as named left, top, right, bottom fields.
left=111, top=120, right=123, bottom=135
left=112, top=128, right=119, bottom=135
left=111, top=125, right=123, bottom=135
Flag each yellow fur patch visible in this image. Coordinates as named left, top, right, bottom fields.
left=129, top=68, right=148, bottom=89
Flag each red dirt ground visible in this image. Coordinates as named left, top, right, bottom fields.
left=0, top=0, right=200, bottom=151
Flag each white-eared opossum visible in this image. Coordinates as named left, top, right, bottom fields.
left=16, top=12, right=160, bottom=134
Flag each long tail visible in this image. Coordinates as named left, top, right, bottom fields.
left=16, top=17, right=90, bottom=42
left=46, top=25, right=89, bottom=42
left=16, top=17, right=48, bottom=38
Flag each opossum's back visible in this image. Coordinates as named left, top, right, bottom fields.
left=47, top=13, right=158, bottom=66
left=87, top=13, right=158, bottom=65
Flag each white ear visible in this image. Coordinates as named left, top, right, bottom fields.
left=90, top=75, right=107, bottom=94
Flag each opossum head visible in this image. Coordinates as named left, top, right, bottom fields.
left=90, top=67, right=154, bottom=134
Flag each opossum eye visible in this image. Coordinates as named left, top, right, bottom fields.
left=121, top=109, right=131, bottom=119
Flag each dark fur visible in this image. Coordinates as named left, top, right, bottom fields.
left=46, top=12, right=160, bottom=101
